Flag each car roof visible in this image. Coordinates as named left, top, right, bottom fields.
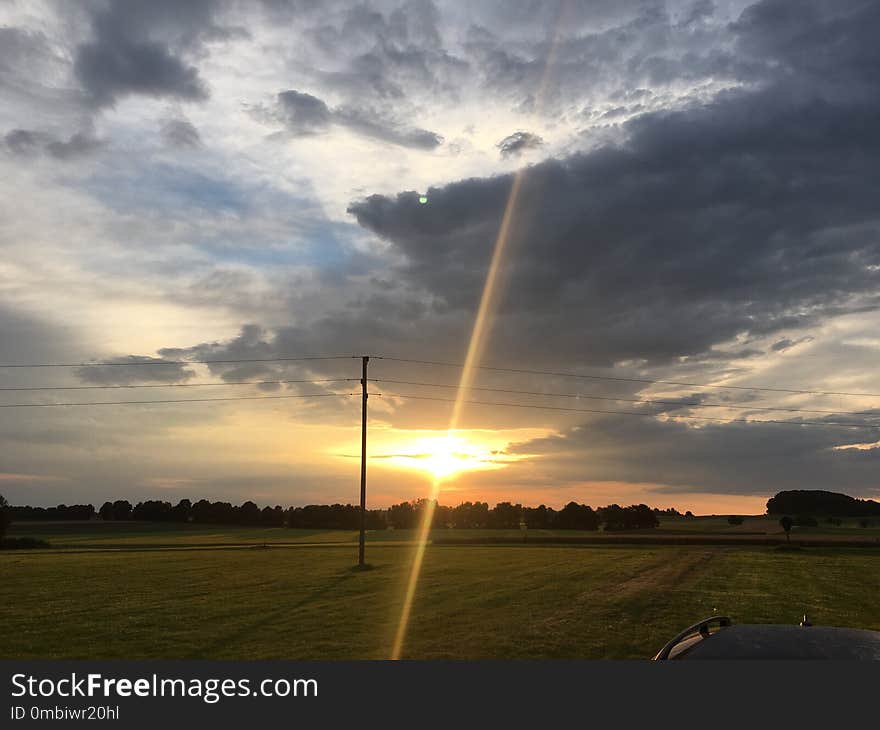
left=675, top=624, right=880, bottom=660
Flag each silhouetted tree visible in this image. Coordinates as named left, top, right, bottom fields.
left=554, top=502, right=600, bottom=530
left=598, top=503, right=657, bottom=530
left=432, top=504, right=453, bottom=529
left=388, top=501, right=418, bottom=529
left=239, top=501, right=261, bottom=525
left=171, top=499, right=192, bottom=523
left=450, top=501, right=489, bottom=529
left=99, top=500, right=132, bottom=521
left=488, top=502, right=522, bottom=529
left=767, top=490, right=880, bottom=517
left=523, top=504, right=555, bottom=529
left=132, top=500, right=172, bottom=521
left=629, top=504, right=660, bottom=529
left=285, top=503, right=376, bottom=529
left=261, top=505, right=285, bottom=527
left=780, top=515, right=793, bottom=542
left=0, top=493, right=10, bottom=539
left=9, top=503, right=95, bottom=520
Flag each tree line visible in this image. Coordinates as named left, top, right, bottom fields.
left=3, top=494, right=671, bottom=531
left=766, top=490, right=880, bottom=517
left=386, top=500, right=662, bottom=530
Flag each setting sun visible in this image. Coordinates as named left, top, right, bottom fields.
left=371, top=433, right=508, bottom=482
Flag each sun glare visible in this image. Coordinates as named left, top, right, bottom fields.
left=385, top=434, right=500, bottom=481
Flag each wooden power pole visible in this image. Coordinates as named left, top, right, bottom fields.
left=358, top=355, right=369, bottom=567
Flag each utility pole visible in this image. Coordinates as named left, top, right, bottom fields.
left=358, top=355, right=369, bottom=567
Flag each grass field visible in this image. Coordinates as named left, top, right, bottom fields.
left=9, top=514, right=880, bottom=549
left=3, top=520, right=880, bottom=659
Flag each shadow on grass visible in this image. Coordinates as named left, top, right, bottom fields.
left=191, top=567, right=374, bottom=658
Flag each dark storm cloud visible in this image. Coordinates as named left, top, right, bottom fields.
left=75, top=356, right=196, bottom=386
left=348, top=0, right=880, bottom=368
left=497, top=131, right=544, bottom=158
left=285, top=0, right=880, bottom=498
left=3, top=129, right=43, bottom=155
left=273, top=89, right=443, bottom=149
left=507, top=409, right=880, bottom=497
left=72, top=0, right=240, bottom=107
left=158, top=324, right=278, bottom=381
left=461, top=1, right=750, bottom=116
left=276, top=90, right=333, bottom=132
left=3, top=128, right=103, bottom=160
left=159, top=118, right=202, bottom=148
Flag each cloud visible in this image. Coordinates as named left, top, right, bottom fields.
left=334, top=106, right=443, bottom=149
left=72, top=0, right=234, bottom=106
left=160, top=118, right=202, bottom=148
left=770, top=335, right=813, bottom=352
left=497, top=131, right=544, bottom=158
left=5, top=0, right=880, bottom=507
left=303, top=0, right=469, bottom=101
left=506, top=408, right=880, bottom=497
left=75, top=356, right=196, bottom=386
left=273, top=88, right=443, bottom=149
left=348, top=18, right=880, bottom=369
left=3, top=128, right=103, bottom=160
left=276, top=90, right=333, bottom=132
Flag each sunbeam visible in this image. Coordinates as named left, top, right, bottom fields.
left=389, top=2, right=572, bottom=660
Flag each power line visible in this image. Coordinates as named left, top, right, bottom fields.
left=373, top=392, right=880, bottom=429
left=377, top=356, right=880, bottom=399
left=0, top=393, right=355, bottom=409
left=8, top=350, right=880, bottom=401
left=0, top=355, right=357, bottom=369
left=371, top=378, right=880, bottom=418
left=0, top=378, right=358, bottom=392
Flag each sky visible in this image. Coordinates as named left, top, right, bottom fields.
left=2, top=0, right=880, bottom=514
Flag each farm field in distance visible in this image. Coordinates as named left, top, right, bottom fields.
left=3, top=519, right=880, bottom=660
left=8, top=514, right=880, bottom=549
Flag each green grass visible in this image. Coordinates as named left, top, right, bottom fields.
left=10, top=514, right=880, bottom=551
left=6, top=521, right=359, bottom=547
left=3, top=536, right=880, bottom=659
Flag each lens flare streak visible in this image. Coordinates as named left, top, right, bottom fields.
left=389, top=5, right=569, bottom=660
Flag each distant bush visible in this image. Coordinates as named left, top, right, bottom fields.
left=795, top=515, right=818, bottom=527
left=859, top=519, right=873, bottom=529
left=0, top=537, right=51, bottom=550
left=825, top=517, right=842, bottom=526
left=727, top=516, right=744, bottom=525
